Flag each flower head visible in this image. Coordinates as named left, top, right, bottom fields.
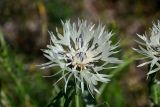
left=38, top=19, right=122, bottom=95
left=133, top=21, right=160, bottom=76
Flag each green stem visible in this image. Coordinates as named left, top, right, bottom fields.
left=148, top=72, right=156, bottom=95
left=153, top=85, right=158, bottom=104
left=75, top=87, right=80, bottom=107
left=75, top=94, right=79, bottom=107
left=148, top=68, right=158, bottom=106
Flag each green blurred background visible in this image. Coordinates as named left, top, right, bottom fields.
left=1, top=0, right=160, bottom=107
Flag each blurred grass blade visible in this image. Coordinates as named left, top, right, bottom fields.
left=0, top=29, right=5, bottom=48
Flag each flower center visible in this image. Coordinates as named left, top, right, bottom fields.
left=75, top=52, right=87, bottom=63
left=72, top=52, right=87, bottom=70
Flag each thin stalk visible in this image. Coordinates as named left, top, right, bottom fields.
left=148, top=72, right=156, bottom=95
left=75, top=87, right=80, bottom=107
left=75, top=94, right=80, bottom=107
left=148, top=65, right=158, bottom=107
left=153, top=85, right=158, bottom=104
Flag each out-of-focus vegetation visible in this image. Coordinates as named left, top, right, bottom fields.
left=0, top=0, right=160, bottom=107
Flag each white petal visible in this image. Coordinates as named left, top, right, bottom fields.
left=137, top=61, right=151, bottom=67
left=65, top=73, right=73, bottom=93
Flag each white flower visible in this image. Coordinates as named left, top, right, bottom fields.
left=133, top=21, right=160, bottom=76
left=38, top=19, right=122, bottom=95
